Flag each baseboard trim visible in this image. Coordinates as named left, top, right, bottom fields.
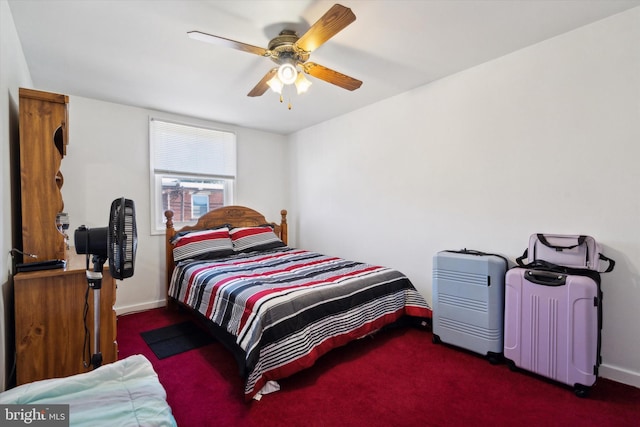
left=115, top=299, right=166, bottom=316
left=599, top=363, right=640, bottom=389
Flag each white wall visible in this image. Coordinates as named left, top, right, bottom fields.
left=289, top=8, right=640, bottom=387
left=0, top=0, right=33, bottom=391
left=62, top=97, right=289, bottom=314
left=3, top=0, right=639, bottom=391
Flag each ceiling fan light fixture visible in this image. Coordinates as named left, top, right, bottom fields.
left=266, top=74, right=283, bottom=94
left=190, top=4, right=361, bottom=100
left=295, top=72, right=312, bottom=94
left=277, top=62, right=298, bottom=85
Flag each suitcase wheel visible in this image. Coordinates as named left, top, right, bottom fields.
left=505, top=358, right=518, bottom=372
left=486, top=352, right=502, bottom=365
left=573, top=384, right=590, bottom=398
left=432, top=334, right=441, bottom=344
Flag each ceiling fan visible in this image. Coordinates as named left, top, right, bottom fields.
left=188, top=3, right=362, bottom=99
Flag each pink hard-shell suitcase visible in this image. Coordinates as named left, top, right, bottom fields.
left=503, top=266, right=601, bottom=397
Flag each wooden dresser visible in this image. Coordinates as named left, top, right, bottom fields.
left=13, top=88, right=118, bottom=385
left=14, top=254, right=117, bottom=385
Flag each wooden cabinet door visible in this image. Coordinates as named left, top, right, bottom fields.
left=18, top=88, right=69, bottom=263
left=14, top=255, right=117, bottom=385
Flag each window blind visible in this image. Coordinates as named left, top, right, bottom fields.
left=151, top=118, right=236, bottom=177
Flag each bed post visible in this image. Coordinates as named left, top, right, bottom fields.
left=165, top=210, right=176, bottom=309
left=280, top=209, right=288, bottom=246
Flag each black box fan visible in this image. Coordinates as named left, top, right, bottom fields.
left=107, top=197, right=137, bottom=280
left=75, top=197, right=137, bottom=280
left=74, top=197, right=137, bottom=368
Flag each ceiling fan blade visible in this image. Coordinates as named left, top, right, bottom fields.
left=247, top=68, right=277, bottom=97
left=303, top=62, right=362, bottom=91
left=188, top=31, right=268, bottom=56
left=295, top=4, right=356, bottom=53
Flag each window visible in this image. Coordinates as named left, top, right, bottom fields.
left=191, top=193, right=210, bottom=219
left=150, top=118, right=236, bottom=234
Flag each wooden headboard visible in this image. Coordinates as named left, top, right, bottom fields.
left=164, top=206, right=288, bottom=304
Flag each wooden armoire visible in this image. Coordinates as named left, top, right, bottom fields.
left=13, top=88, right=117, bottom=385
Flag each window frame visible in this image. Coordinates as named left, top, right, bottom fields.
left=149, top=117, right=236, bottom=235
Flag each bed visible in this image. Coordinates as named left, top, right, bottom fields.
left=164, top=206, right=432, bottom=400
left=0, top=354, right=177, bottom=426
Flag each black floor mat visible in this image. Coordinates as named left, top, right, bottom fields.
left=141, top=321, right=215, bottom=359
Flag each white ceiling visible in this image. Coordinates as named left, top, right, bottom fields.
left=8, top=0, right=640, bottom=135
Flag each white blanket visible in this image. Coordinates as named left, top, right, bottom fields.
left=0, top=355, right=176, bottom=427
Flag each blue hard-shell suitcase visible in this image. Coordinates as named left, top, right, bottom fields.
left=432, top=250, right=508, bottom=363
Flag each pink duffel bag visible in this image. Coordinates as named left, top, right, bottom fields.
left=516, top=233, right=615, bottom=273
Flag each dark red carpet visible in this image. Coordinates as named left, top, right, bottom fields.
left=118, top=308, right=640, bottom=426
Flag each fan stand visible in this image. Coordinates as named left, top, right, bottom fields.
left=85, top=254, right=107, bottom=369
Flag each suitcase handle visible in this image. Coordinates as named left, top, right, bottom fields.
left=536, top=234, right=587, bottom=251
left=525, top=270, right=566, bottom=286
left=444, top=249, right=509, bottom=268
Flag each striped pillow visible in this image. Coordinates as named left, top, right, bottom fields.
left=172, top=228, right=234, bottom=261
left=230, top=226, right=286, bottom=253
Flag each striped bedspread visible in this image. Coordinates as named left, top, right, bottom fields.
left=169, top=247, right=431, bottom=399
